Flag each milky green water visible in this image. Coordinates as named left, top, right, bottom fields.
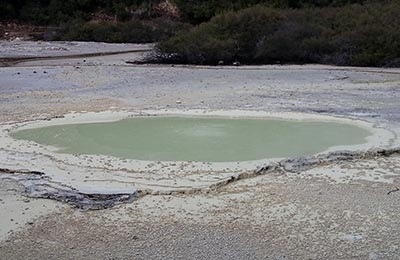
left=12, top=117, right=370, bottom=162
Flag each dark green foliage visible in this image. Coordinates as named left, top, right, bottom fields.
left=173, top=0, right=367, bottom=24
left=0, top=0, right=151, bottom=25
left=52, top=18, right=191, bottom=43
left=156, top=1, right=400, bottom=67
left=157, top=7, right=284, bottom=63
left=1, top=0, right=366, bottom=25
left=61, top=21, right=154, bottom=43
left=0, top=0, right=190, bottom=43
left=1, top=0, right=399, bottom=67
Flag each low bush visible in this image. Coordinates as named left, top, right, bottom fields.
left=52, top=18, right=191, bottom=43
left=173, top=0, right=367, bottom=24
left=1, top=0, right=368, bottom=25
left=155, top=1, right=400, bottom=67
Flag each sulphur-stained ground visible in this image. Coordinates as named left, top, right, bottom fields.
left=0, top=40, right=400, bottom=260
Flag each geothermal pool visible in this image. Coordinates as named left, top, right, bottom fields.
left=12, top=117, right=370, bottom=162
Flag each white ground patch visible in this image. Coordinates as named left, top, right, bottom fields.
left=0, top=110, right=397, bottom=195
left=290, top=156, right=400, bottom=184
left=0, top=179, right=60, bottom=240
left=1, top=42, right=400, bottom=259
left=0, top=40, right=152, bottom=58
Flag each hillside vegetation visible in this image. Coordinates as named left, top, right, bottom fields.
left=0, top=0, right=189, bottom=42
left=1, top=0, right=399, bottom=67
left=156, top=1, right=400, bottom=67
left=174, top=0, right=367, bottom=24
left=0, top=0, right=366, bottom=25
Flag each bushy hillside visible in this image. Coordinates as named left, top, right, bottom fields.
left=0, top=0, right=367, bottom=25
left=0, top=0, right=149, bottom=25
left=1, top=0, right=399, bottom=67
left=155, top=1, right=400, bottom=67
left=174, top=0, right=367, bottom=24
left=0, top=0, right=188, bottom=42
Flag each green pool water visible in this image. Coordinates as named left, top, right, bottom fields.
left=12, top=117, right=370, bottom=162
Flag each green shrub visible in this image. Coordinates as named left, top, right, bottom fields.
left=1, top=0, right=368, bottom=25
left=156, top=1, right=400, bottom=67
left=172, top=0, right=368, bottom=24
left=53, top=18, right=191, bottom=43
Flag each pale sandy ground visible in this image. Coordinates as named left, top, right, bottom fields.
left=0, top=178, right=61, bottom=239
left=0, top=41, right=400, bottom=260
left=0, top=40, right=152, bottom=58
